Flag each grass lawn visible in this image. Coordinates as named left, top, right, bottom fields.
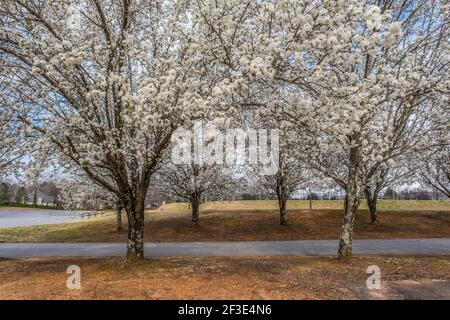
left=163, top=199, right=450, bottom=212
left=0, top=200, right=449, bottom=243
left=0, top=255, right=448, bottom=299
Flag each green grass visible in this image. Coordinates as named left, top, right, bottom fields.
left=198, top=199, right=450, bottom=212
left=158, top=202, right=191, bottom=214
left=0, top=215, right=117, bottom=243
left=0, top=200, right=449, bottom=243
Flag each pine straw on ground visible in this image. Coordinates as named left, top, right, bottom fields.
left=0, top=255, right=448, bottom=299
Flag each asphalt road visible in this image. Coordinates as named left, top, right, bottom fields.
left=0, top=239, right=449, bottom=258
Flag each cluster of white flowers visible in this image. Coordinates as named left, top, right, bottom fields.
left=0, top=0, right=448, bottom=258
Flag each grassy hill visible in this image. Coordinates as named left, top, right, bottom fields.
left=1, top=199, right=449, bottom=243
left=159, top=199, right=450, bottom=214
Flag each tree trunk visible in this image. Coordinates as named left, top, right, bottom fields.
left=190, top=194, right=200, bottom=227
left=338, top=145, right=361, bottom=260
left=338, top=193, right=360, bottom=259
left=124, top=199, right=145, bottom=260
left=277, top=193, right=287, bottom=225
left=308, top=186, right=312, bottom=211
left=276, top=174, right=288, bottom=225
left=364, top=188, right=378, bottom=224
left=33, top=188, right=38, bottom=208
left=115, top=200, right=123, bottom=231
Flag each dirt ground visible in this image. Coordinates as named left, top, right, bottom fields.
left=1, top=208, right=449, bottom=243
left=0, top=256, right=448, bottom=299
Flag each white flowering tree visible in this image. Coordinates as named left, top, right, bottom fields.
left=300, top=1, right=448, bottom=258
left=0, top=77, right=23, bottom=178
left=363, top=159, right=416, bottom=223
left=24, top=155, right=47, bottom=207
left=0, top=111, right=22, bottom=178
left=417, top=147, right=450, bottom=199
left=159, top=142, right=237, bottom=226
left=56, top=170, right=125, bottom=228
left=0, top=0, right=215, bottom=259
left=249, top=102, right=309, bottom=225
left=57, top=174, right=115, bottom=211
left=194, top=0, right=449, bottom=259
left=416, top=102, right=450, bottom=198
left=256, top=152, right=308, bottom=225
left=1, top=0, right=448, bottom=261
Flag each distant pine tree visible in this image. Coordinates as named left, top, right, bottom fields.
left=14, top=186, right=28, bottom=204
left=0, top=182, right=10, bottom=204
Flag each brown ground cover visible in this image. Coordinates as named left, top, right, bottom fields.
left=0, top=255, right=448, bottom=299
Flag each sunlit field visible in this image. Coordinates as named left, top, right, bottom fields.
left=1, top=200, right=449, bottom=243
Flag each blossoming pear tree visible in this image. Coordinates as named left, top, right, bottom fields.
left=415, top=101, right=450, bottom=198
left=0, top=77, right=23, bottom=178
left=0, top=0, right=448, bottom=261
left=0, top=0, right=215, bottom=259
left=297, top=1, right=448, bottom=258
left=249, top=100, right=309, bottom=225
left=158, top=162, right=236, bottom=227
left=363, top=158, right=416, bottom=223
left=193, top=0, right=449, bottom=258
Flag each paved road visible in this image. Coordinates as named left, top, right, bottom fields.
left=0, top=239, right=449, bottom=258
